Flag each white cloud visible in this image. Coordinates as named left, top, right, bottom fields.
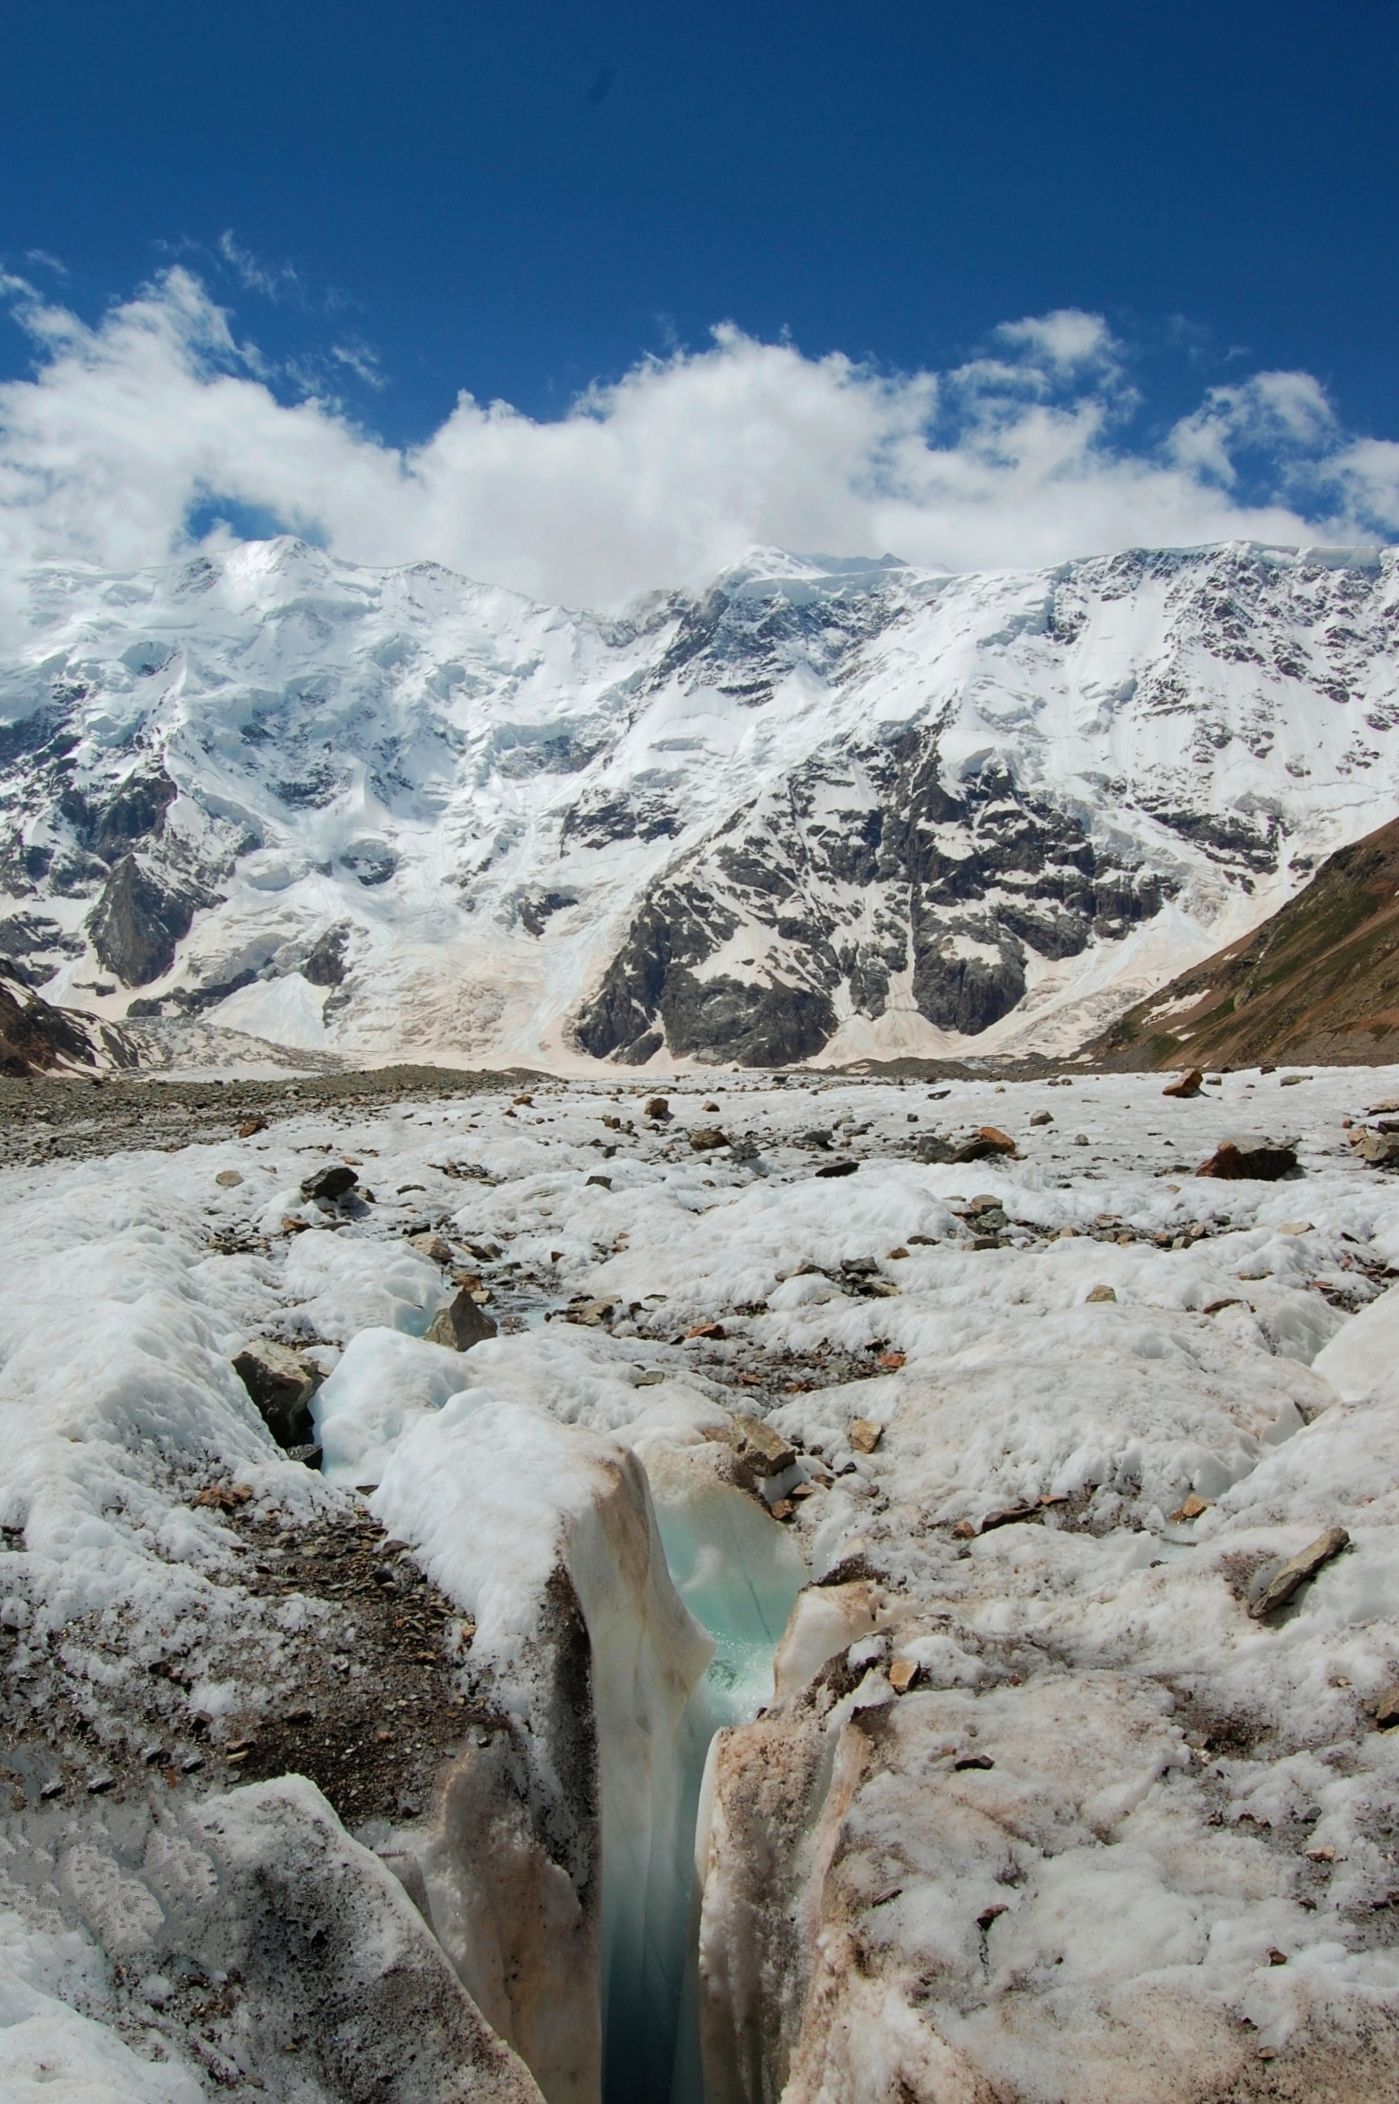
left=0, top=269, right=1391, bottom=639
left=1168, top=370, right=1339, bottom=486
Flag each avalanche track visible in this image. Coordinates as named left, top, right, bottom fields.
left=4, top=1065, right=1399, bottom=2101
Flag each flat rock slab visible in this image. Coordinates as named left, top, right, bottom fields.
left=1248, top=1525, right=1350, bottom=1619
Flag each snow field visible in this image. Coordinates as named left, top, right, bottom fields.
left=0, top=1063, right=1398, bottom=2097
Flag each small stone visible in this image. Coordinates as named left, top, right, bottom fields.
left=889, top=1658, right=919, bottom=1693
left=876, top=1350, right=906, bottom=1370
left=1248, top=1525, right=1350, bottom=1620
left=1029, top=1110, right=1053, bottom=1126
left=644, top=1096, right=671, bottom=1121
left=194, top=1481, right=254, bottom=1511
left=1163, top=1069, right=1204, bottom=1098
left=409, top=1232, right=454, bottom=1265
left=1373, top=1685, right=1399, bottom=1729
left=1170, top=1493, right=1212, bottom=1522
left=238, top=1116, right=267, bottom=1138
left=953, top=1753, right=994, bottom=1772
left=849, top=1418, right=882, bottom=1454
left=300, top=1162, right=359, bottom=1203
left=1085, top=1284, right=1117, bottom=1304
left=586, top=1173, right=613, bottom=1190
left=1197, top=1139, right=1299, bottom=1182
left=425, top=1288, right=499, bottom=1353
left=689, top=1127, right=728, bottom=1152
left=702, top=1100, right=720, bottom=1113
left=1306, top=1845, right=1336, bottom=1862
left=215, top=1169, right=243, bottom=1187
left=1351, top=1126, right=1399, bottom=1166
left=769, top=1499, right=795, bottom=1521
left=1074, top=1133, right=1090, bottom=1147
left=885, top=1247, right=909, bottom=1261
left=1267, top=1947, right=1288, bottom=1965
left=685, top=1320, right=727, bottom=1340
left=562, top=1298, right=616, bottom=1328
left=815, top=1159, right=859, bottom=1178
left=726, top=1415, right=797, bottom=1487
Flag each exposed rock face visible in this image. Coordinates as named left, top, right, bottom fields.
left=4, top=537, right=1399, bottom=1065
left=87, top=855, right=206, bottom=987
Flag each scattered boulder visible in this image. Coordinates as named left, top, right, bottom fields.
left=914, top=1134, right=957, bottom=1164
left=888, top=1658, right=919, bottom=1694
left=425, top=1288, right=498, bottom=1352
left=1029, top=1110, right=1054, bottom=1126
left=238, top=1116, right=267, bottom=1138
left=689, top=1127, right=728, bottom=1152
left=409, top=1231, right=454, bottom=1266
left=849, top=1418, right=882, bottom=1454
left=1163, top=1069, right=1204, bottom=1098
left=815, top=1159, right=858, bottom=1178
left=685, top=1320, right=727, bottom=1341
left=301, top=1162, right=359, bottom=1203
left=953, top=1125, right=1018, bottom=1163
left=1170, top=1493, right=1212, bottom=1523
left=561, top=1297, right=617, bottom=1328
left=215, top=1168, right=243, bottom=1188
left=1197, top=1139, right=1299, bottom=1181
left=233, top=1339, right=320, bottom=1450
left=1248, top=1525, right=1349, bottom=1620
left=1350, top=1127, right=1399, bottom=1167
left=644, top=1096, right=671, bottom=1121
left=1084, top=1283, right=1117, bottom=1304
left=726, top=1414, right=797, bottom=1489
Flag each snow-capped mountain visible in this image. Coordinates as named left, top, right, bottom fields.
left=1, top=535, right=1396, bottom=1068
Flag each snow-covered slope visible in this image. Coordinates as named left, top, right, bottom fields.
left=1, top=536, right=1397, bottom=1068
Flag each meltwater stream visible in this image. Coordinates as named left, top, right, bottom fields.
left=600, top=1477, right=805, bottom=2104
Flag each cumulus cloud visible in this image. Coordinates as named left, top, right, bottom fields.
left=0, top=268, right=1391, bottom=632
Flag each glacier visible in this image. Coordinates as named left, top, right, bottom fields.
left=5, top=1066, right=1399, bottom=2097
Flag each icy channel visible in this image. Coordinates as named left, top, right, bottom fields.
left=602, top=1472, right=805, bottom=2104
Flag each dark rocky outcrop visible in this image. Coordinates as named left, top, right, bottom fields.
left=59, top=766, right=177, bottom=865
left=87, top=856, right=207, bottom=987
left=303, top=923, right=351, bottom=987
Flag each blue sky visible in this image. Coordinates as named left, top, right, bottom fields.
left=1, top=0, right=1397, bottom=607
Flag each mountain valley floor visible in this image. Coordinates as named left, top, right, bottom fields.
left=3, top=1061, right=1399, bottom=2100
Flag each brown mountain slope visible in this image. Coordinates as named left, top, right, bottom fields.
left=1085, top=817, right=1399, bottom=1070
left=0, top=972, right=138, bottom=1077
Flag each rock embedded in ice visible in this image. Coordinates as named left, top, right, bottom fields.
left=425, top=1285, right=499, bottom=1352
left=1197, top=1136, right=1300, bottom=1180
left=300, top=1161, right=359, bottom=1202
left=1247, top=1524, right=1351, bottom=1619
left=1163, top=1067, right=1205, bottom=1097
left=953, top=1124, right=1018, bottom=1161
left=232, top=1337, right=320, bottom=1448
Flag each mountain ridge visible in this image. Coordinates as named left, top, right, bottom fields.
left=1, top=535, right=1396, bottom=1068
